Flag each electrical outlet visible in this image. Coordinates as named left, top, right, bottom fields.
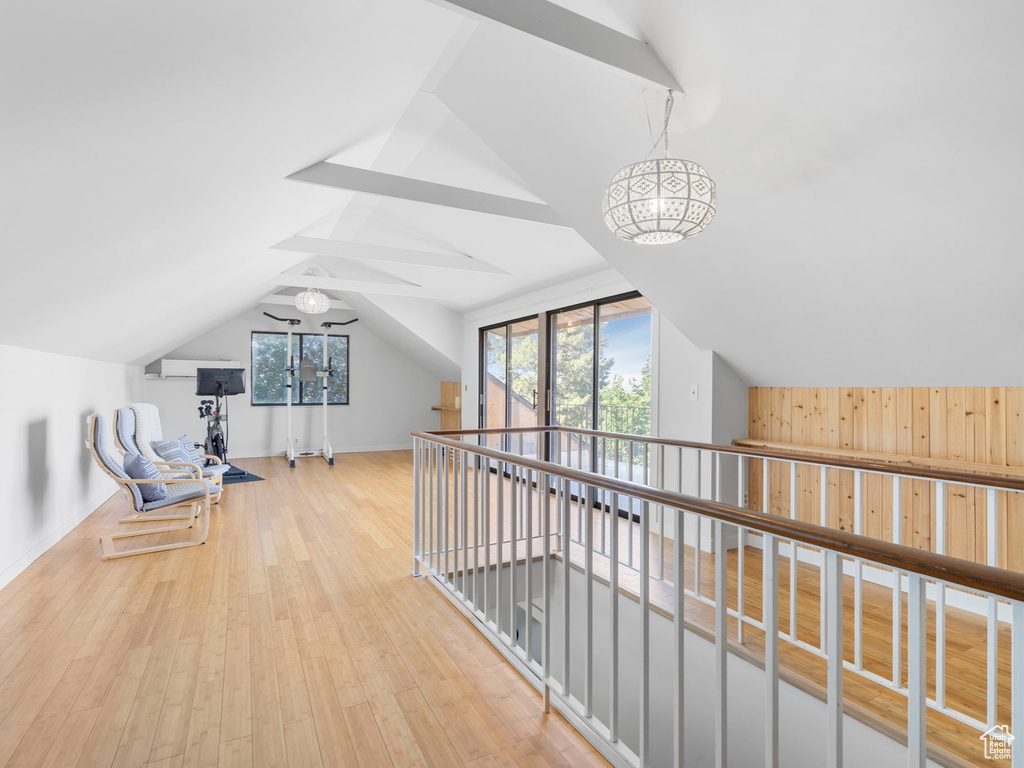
left=294, top=438, right=299, bottom=444
left=689, top=384, right=699, bottom=400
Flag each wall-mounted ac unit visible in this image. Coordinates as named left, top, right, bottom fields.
left=144, top=359, right=242, bottom=380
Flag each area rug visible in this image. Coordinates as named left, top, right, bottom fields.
left=221, top=471, right=264, bottom=485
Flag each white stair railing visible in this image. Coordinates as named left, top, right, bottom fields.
left=413, top=427, right=1024, bottom=768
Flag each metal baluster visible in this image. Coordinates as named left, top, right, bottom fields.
left=673, top=505, right=685, bottom=767
left=987, top=487, right=998, bottom=727
left=609, top=491, right=619, bottom=743
left=639, top=494, right=651, bottom=768
left=715, top=518, right=728, bottom=768
left=789, top=462, right=798, bottom=641
left=443, top=447, right=450, bottom=584
left=471, top=452, right=479, bottom=605
left=695, top=452, right=702, bottom=599
left=628, top=496, right=635, bottom=570
left=453, top=451, right=460, bottom=593
left=525, top=468, right=534, bottom=664
left=428, top=444, right=435, bottom=573
left=461, top=450, right=468, bottom=598
left=601, top=438, right=608, bottom=555
left=892, top=476, right=902, bottom=686
left=853, top=470, right=863, bottom=671
left=764, top=533, right=779, bottom=768
left=820, top=465, right=828, bottom=650
left=907, top=573, right=926, bottom=768
left=738, top=456, right=748, bottom=644
left=935, top=482, right=946, bottom=709
left=496, top=461, right=504, bottom=635
left=562, top=478, right=572, bottom=700
left=643, top=443, right=650, bottom=487
left=510, top=465, right=518, bottom=647
left=413, top=439, right=421, bottom=575
left=483, top=457, right=491, bottom=621
left=1012, top=601, right=1024, bottom=768
left=659, top=445, right=666, bottom=582
left=576, top=436, right=583, bottom=546
left=584, top=479, right=594, bottom=717
left=542, top=471, right=551, bottom=713
left=826, top=550, right=844, bottom=768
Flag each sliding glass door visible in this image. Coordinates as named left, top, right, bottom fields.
left=549, top=294, right=652, bottom=493
left=549, top=294, right=651, bottom=436
left=480, top=317, right=540, bottom=455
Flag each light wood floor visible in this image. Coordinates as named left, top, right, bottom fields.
left=0, top=453, right=610, bottom=768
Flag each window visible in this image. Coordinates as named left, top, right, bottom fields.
left=549, top=293, right=651, bottom=436
left=479, top=316, right=540, bottom=454
left=251, top=331, right=349, bottom=406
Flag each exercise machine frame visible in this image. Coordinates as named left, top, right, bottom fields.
left=263, top=312, right=357, bottom=468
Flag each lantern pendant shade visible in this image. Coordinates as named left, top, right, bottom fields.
left=603, top=158, right=717, bottom=244
left=294, top=287, right=330, bottom=314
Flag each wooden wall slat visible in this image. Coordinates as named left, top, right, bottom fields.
left=1005, top=389, right=1024, bottom=572
left=747, top=386, right=1024, bottom=571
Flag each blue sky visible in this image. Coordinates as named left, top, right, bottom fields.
left=603, top=314, right=651, bottom=385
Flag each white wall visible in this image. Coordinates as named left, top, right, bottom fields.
left=0, top=344, right=142, bottom=588
left=140, top=307, right=441, bottom=458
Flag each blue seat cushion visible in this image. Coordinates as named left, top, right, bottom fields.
left=123, top=452, right=168, bottom=502
left=141, top=479, right=220, bottom=512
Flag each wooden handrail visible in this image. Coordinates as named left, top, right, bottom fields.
left=734, top=438, right=1024, bottom=478
left=413, top=429, right=1024, bottom=603
left=427, top=425, right=1024, bottom=492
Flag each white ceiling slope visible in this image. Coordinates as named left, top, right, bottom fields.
left=6, top=0, right=1023, bottom=387
left=435, top=1, right=1024, bottom=386
left=0, top=0, right=464, bottom=364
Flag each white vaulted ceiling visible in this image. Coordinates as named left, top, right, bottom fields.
left=3, top=0, right=1023, bottom=385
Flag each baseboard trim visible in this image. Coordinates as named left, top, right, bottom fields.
left=227, top=444, right=412, bottom=459
left=0, top=483, right=118, bottom=591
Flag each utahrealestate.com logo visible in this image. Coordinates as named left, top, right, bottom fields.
left=981, top=725, right=1014, bottom=760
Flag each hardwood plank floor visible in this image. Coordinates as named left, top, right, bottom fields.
left=0, top=453, right=609, bottom=768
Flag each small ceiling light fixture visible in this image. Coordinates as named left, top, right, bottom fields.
left=294, top=287, right=330, bottom=314
left=602, top=90, right=716, bottom=244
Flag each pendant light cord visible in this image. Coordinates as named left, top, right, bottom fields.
left=644, top=90, right=674, bottom=160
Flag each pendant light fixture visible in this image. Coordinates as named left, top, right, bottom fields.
left=602, top=90, right=716, bottom=244
left=294, top=287, right=330, bottom=314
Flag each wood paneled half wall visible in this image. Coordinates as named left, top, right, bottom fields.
left=744, top=387, right=1024, bottom=572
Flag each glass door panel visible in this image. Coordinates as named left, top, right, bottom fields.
left=508, top=318, right=539, bottom=458
left=550, top=306, right=595, bottom=470
left=598, top=297, right=652, bottom=439
left=482, top=327, right=507, bottom=451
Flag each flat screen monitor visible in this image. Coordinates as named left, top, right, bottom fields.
left=196, top=368, right=246, bottom=396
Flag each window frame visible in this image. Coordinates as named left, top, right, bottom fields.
left=544, top=290, right=650, bottom=433
left=250, top=330, right=350, bottom=407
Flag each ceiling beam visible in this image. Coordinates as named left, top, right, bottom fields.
left=286, top=162, right=565, bottom=227
left=267, top=273, right=438, bottom=299
left=259, top=293, right=353, bottom=311
left=422, top=0, right=680, bottom=91
left=272, top=235, right=507, bottom=275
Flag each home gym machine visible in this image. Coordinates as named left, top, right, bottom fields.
left=195, top=367, right=247, bottom=478
left=263, top=312, right=358, bottom=468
